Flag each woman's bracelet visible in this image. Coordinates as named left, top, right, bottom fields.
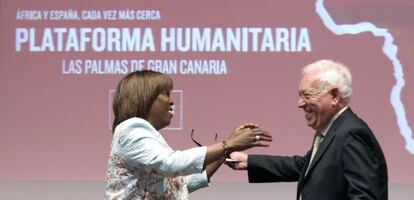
left=222, top=140, right=229, bottom=157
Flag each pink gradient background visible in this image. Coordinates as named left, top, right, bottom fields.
left=0, top=0, right=413, bottom=183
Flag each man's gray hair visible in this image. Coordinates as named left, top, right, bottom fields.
left=302, top=59, right=352, bottom=102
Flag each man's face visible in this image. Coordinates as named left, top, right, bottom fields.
left=297, top=73, right=337, bottom=131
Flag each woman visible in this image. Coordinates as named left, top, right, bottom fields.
left=105, top=70, right=272, bottom=199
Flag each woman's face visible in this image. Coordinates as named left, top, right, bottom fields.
left=147, top=91, right=174, bottom=130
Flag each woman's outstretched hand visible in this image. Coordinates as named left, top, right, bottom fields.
left=226, top=123, right=272, bottom=152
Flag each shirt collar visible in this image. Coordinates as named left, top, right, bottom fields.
left=319, top=106, right=348, bottom=137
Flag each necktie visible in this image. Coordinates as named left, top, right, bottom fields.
left=305, top=132, right=323, bottom=175
left=310, top=132, right=323, bottom=163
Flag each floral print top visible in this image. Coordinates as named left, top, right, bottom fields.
left=105, top=118, right=209, bottom=200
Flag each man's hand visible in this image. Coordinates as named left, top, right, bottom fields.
left=225, top=151, right=248, bottom=170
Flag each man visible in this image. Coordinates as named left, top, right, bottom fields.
left=228, top=59, right=388, bottom=200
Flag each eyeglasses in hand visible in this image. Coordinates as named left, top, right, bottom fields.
left=190, top=129, right=218, bottom=147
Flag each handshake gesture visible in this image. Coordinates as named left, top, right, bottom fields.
left=224, top=123, right=272, bottom=170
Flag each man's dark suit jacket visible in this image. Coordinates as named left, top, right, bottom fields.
left=248, top=108, right=388, bottom=200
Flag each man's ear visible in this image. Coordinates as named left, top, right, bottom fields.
left=330, top=88, right=340, bottom=105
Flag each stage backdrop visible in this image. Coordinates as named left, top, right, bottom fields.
left=1, top=0, right=414, bottom=184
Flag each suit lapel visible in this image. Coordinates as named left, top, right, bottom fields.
left=297, top=108, right=353, bottom=198
left=303, top=108, right=352, bottom=179
left=305, top=128, right=336, bottom=176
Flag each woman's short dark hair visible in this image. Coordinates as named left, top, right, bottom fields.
left=112, top=70, right=173, bottom=132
